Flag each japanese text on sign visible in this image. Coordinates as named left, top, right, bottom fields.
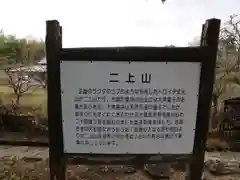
left=75, top=87, right=185, bottom=146
left=60, top=61, right=201, bottom=154
left=109, top=72, right=152, bottom=83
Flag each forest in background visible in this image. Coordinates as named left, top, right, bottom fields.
left=0, top=11, right=240, bottom=180
left=0, top=14, right=239, bottom=132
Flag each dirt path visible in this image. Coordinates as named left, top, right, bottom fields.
left=1, top=146, right=240, bottom=179
left=0, top=146, right=48, bottom=160
left=1, top=145, right=240, bottom=161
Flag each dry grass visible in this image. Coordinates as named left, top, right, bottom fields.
left=0, top=85, right=47, bottom=117
left=0, top=158, right=50, bottom=180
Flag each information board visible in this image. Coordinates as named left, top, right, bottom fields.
left=60, top=61, right=201, bottom=154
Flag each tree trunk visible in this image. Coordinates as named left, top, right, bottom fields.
left=211, top=93, right=219, bottom=130
left=16, top=95, right=20, bottom=105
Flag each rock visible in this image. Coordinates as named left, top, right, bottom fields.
left=202, top=170, right=212, bottom=180
left=21, top=156, right=43, bottom=163
left=144, top=163, right=171, bottom=178
left=100, top=166, right=108, bottom=172
left=0, top=155, right=18, bottom=166
left=99, top=165, right=136, bottom=174
left=204, top=157, right=240, bottom=175
left=123, top=166, right=136, bottom=174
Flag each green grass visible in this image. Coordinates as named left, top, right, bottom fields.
left=0, top=85, right=47, bottom=117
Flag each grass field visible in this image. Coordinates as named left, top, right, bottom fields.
left=0, top=85, right=47, bottom=117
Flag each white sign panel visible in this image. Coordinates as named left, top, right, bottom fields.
left=60, top=61, right=201, bottom=154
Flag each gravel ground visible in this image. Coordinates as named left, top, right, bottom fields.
left=1, top=146, right=240, bottom=179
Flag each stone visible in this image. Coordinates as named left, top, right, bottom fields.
left=123, top=167, right=136, bottom=174
left=201, top=170, right=212, bottom=180
left=204, top=157, right=240, bottom=175
left=21, top=156, right=43, bottom=163
left=0, top=155, right=18, bottom=166
left=144, top=163, right=171, bottom=178
left=100, top=166, right=108, bottom=172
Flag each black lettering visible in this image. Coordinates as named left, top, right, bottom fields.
left=126, top=73, right=135, bottom=83
left=141, top=73, right=151, bottom=83
left=109, top=72, right=119, bottom=82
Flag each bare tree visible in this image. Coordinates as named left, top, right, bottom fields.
left=217, top=14, right=240, bottom=76
left=214, top=15, right=240, bottom=97
left=27, top=66, right=47, bottom=89
left=188, top=15, right=240, bottom=129
left=210, top=14, right=240, bottom=129
left=4, top=65, right=44, bottom=105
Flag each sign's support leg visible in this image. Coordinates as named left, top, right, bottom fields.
left=189, top=18, right=221, bottom=180
left=46, top=20, right=66, bottom=180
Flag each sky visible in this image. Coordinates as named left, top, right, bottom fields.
left=0, top=0, right=239, bottom=47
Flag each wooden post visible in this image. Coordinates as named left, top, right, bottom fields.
left=46, top=20, right=66, bottom=180
left=189, top=18, right=221, bottom=180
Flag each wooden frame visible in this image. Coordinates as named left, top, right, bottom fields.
left=45, top=18, right=220, bottom=180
